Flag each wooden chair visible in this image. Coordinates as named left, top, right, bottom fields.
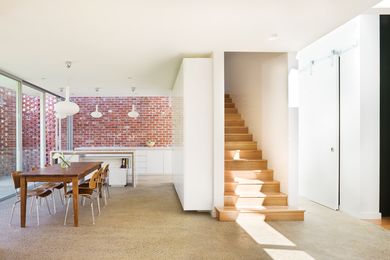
left=32, top=166, right=65, bottom=214
left=101, top=164, right=110, bottom=205
left=9, top=171, right=52, bottom=226
left=64, top=169, right=101, bottom=225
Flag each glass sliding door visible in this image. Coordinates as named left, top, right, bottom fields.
left=22, top=85, right=41, bottom=171
left=0, top=74, right=18, bottom=199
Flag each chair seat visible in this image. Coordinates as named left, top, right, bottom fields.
left=27, top=188, right=52, bottom=198
left=39, top=182, right=64, bottom=190
left=66, top=188, right=94, bottom=196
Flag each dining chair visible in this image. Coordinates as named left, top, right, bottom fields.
left=101, top=164, right=110, bottom=205
left=64, top=169, right=101, bottom=225
left=9, top=171, right=53, bottom=226
left=32, top=166, right=65, bottom=214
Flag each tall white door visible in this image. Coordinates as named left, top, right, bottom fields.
left=299, top=60, right=340, bottom=210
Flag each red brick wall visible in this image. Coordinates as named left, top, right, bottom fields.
left=0, top=87, right=16, bottom=176
left=0, top=87, right=59, bottom=175
left=72, top=97, right=172, bottom=148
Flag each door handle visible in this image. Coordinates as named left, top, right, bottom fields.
left=330, top=147, right=334, bottom=152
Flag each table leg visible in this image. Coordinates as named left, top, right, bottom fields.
left=20, top=176, right=27, bottom=227
left=72, top=177, right=79, bottom=227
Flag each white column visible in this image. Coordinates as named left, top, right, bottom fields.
left=15, top=81, right=23, bottom=171
left=40, top=92, right=46, bottom=167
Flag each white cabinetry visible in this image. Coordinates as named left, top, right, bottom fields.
left=134, top=149, right=172, bottom=175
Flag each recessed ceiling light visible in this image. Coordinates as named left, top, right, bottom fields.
left=268, top=34, right=279, bottom=41
left=373, top=0, right=390, bottom=8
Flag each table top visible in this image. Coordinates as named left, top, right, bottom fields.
left=21, top=162, right=102, bottom=178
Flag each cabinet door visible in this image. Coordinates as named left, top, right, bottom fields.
left=146, top=150, right=164, bottom=174
left=163, top=150, right=172, bottom=175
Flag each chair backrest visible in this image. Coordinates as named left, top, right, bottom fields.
left=11, top=171, right=22, bottom=190
left=89, top=169, right=102, bottom=190
left=102, top=164, right=110, bottom=179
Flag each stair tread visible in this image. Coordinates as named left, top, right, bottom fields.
left=225, top=159, right=266, bottom=162
left=225, top=179, right=279, bottom=185
left=224, top=191, right=287, bottom=198
left=216, top=206, right=305, bottom=213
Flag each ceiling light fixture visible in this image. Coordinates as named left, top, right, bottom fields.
left=54, top=61, right=80, bottom=117
left=128, top=87, right=139, bottom=118
left=90, top=88, right=103, bottom=118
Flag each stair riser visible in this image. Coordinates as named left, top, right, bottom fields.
left=225, top=114, right=241, bottom=120
left=225, top=103, right=235, bottom=108
left=225, top=134, right=253, bottom=142
left=225, top=98, right=232, bottom=103
left=225, top=171, right=274, bottom=181
left=225, top=120, right=245, bottom=126
left=225, top=143, right=257, bottom=150
left=216, top=209, right=304, bottom=222
left=225, top=127, right=248, bottom=134
left=225, top=183, right=280, bottom=193
left=225, top=183, right=261, bottom=192
left=262, top=212, right=304, bottom=221
left=216, top=210, right=238, bottom=222
left=225, top=150, right=262, bottom=159
left=224, top=196, right=238, bottom=206
left=225, top=160, right=267, bottom=170
left=225, top=108, right=238, bottom=113
left=229, top=197, right=287, bottom=207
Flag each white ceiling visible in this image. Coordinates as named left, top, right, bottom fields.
left=0, top=0, right=381, bottom=97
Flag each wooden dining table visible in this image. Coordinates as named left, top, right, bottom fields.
left=20, top=162, right=102, bottom=227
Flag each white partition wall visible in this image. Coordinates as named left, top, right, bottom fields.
left=297, top=15, right=380, bottom=218
left=172, top=58, right=213, bottom=211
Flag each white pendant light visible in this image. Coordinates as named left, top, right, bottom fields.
left=90, top=88, right=103, bottom=118
left=127, top=86, right=139, bottom=118
left=55, top=113, right=67, bottom=119
left=127, top=104, right=139, bottom=118
left=91, top=105, right=103, bottom=118
left=54, top=61, right=80, bottom=116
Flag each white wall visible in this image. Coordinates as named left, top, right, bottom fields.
left=225, top=52, right=289, bottom=193
left=297, top=15, right=380, bottom=218
left=172, top=58, right=214, bottom=211
left=212, top=51, right=225, bottom=212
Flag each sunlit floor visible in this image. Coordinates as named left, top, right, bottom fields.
left=0, top=176, right=389, bottom=260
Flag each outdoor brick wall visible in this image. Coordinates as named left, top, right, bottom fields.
left=72, top=97, right=172, bottom=148
left=0, top=87, right=16, bottom=176
left=0, top=87, right=59, bottom=176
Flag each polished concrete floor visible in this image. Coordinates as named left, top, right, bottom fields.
left=0, top=176, right=389, bottom=260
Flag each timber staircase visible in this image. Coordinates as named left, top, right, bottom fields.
left=216, top=94, right=305, bottom=221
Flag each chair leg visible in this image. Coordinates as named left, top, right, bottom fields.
left=91, top=201, right=95, bottom=225
left=51, top=191, right=57, bottom=214
left=9, top=201, right=18, bottom=225
left=35, top=197, right=40, bottom=226
left=29, top=196, right=35, bottom=216
left=96, top=194, right=101, bottom=215
left=64, top=197, right=71, bottom=225
left=58, top=189, right=64, bottom=206
left=103, top=188, right=107, bottom=206
left=82, top=197, right=86, bottom=206
left=106, top=184, right=111, bottom=198
left=45, top=197, right=52, bottom=215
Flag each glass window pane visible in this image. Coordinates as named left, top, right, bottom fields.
left=22, top=85, right=41, bottom=171
left=0, top=74, right=18, bottom=199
